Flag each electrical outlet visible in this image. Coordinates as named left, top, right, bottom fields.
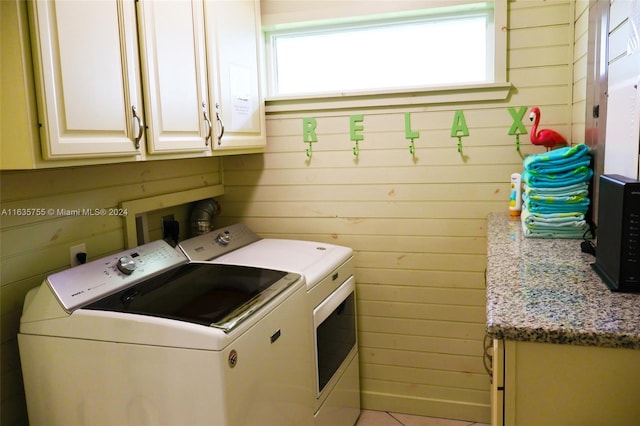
left=69, top=243, right=86, bottom=267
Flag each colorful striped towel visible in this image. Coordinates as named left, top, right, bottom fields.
left=526, top=158, right=591, bottom=174
left=522, top=167, right=593, bottom=188
left=522, top=189, right=590, bottom=214
left=521, top=208, right=586, bottom=228
left=521, top=208, right=589, bottom=238
left=523, top=144, right=591, bottom=173
left=523, top=200, right=589, bottom=214
left=521, top=222, right=588, bottom=239
left=524, top=182, right=589, bottom=197
left=524, top=192, right=589, bottom=205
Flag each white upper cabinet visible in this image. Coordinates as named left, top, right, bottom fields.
left=2, top=0, right=265, bottom=169
left=137, top=0, right=212, bottom=154
left=204, top=0, right=266, bottom=150
left=29, top=0, right=143, bottom=159
left=28, top=0, right=212, bottom=160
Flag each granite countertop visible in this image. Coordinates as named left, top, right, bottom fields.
left=486, top=213, right=640, bottom=349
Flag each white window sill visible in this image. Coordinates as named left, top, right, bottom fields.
left=265, top=82, right=513, bottom=114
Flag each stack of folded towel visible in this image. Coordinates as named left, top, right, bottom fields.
left=520, top=144, right=593, bottom=238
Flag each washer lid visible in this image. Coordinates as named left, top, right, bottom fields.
left=84, top=263, right=301, bottom=333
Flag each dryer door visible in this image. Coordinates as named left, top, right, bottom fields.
left=313, top=276, right=357, bottom=396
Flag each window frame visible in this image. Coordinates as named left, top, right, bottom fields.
left=263, top=0, right=509, bottom=112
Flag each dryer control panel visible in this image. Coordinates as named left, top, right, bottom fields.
left=178, top=223, right=261, bottom=261
left=47, top=240, right=188, bottom=313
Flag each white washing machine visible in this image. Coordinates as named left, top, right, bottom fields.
left=178, top=224, right=361, bottom=426
left=18, top=239, right=315, bottom=426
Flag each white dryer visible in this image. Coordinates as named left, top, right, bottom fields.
left=178, top=224, right=361, bottom=426
left=18, top=239, right=314, bottom=426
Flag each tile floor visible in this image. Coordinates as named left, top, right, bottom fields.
left=355, top=410, right=490, bottom=426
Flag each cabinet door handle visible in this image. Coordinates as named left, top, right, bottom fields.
left=132, top=105, right=144, bottom=149
left=215, top=102, right=225, bottom=145
left=202, top=102, right=212, bottom=146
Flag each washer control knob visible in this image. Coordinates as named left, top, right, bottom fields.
left=216, top=232, right=231, bottom=246
left=117, top=256, right=136, bottom=275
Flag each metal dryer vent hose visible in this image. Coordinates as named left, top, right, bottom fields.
left=190, top=198, right=220, bottom=236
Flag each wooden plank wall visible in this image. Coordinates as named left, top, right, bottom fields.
left=0, top=157, right=222, bottom=425
left=217, top=0, right=580, bottom=423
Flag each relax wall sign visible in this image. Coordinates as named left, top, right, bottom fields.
left=302, top=106, right=530, bottom=158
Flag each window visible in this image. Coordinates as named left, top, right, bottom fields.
left=265, top=2, right=502, bottom=98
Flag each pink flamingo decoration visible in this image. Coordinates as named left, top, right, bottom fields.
left=529, top=106, right=568, bottom=150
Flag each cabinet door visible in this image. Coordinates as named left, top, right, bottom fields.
left=204, top=0, right=266, bottom=150
left=491, top=339, right=504, bottom=426
left=30, top=0, right=143, bottom=159
left=137, top=0, right=211, bottom=154
left=504, top=341, right=640, bottom=426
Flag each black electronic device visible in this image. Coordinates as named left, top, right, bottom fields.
left=591, top=174, right=640, bottom=292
